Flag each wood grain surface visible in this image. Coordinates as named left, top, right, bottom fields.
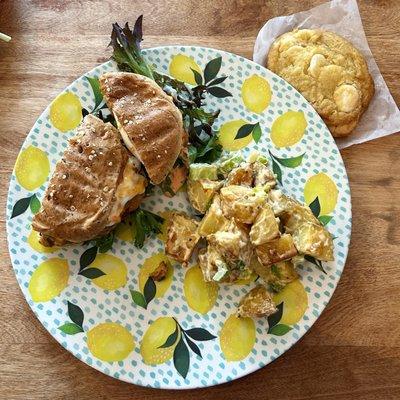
left=1, top=1, right=399, bottom=399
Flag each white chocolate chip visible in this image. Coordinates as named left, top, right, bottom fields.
left=308, top=54, right=327, bottom=78
left=334, top=84, right=360, bottom=113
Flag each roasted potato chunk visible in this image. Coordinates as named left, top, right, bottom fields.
left=198, top=195, right=229, bottom=237
left=265, top=260, right=299, bottom=292
left=281, top=203, right=319, bottom=232
left=198, top=245, right=224, bottom=282
left=247, top=257, right=298, bottom=292
left=226, top=163, right=254, bottom=187
left=248, top=254, right=270, bottom=282
left=237, top=285, right=277, bottom=318
left=198, top=244, right=251, bottom=284
left=165, top=213, right=200, bottom=264
left=253, top=161, right=276, bottom=189
left=220, top=185, right=266, bottom=224
left=292, top=222, right=334, bottom=261
left=149, top=261, right=168, bottom=281
left=208, top=220, right=252, bottom=268
left=187, top=179, right=222, bottom=214
left=249, top=205, right=280, bottom=246
left=256, top=234, right=297, bottom=266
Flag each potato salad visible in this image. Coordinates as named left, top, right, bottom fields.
left=165, top=152, right=334, bottom=319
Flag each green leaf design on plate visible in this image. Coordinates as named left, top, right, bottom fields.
left=268, top=323, right=292, bottom=336
left=173, top=335, right=190, bottom=379
left=82, top=108, right=89, bottom=118
left=29, top=194, right=41, bottom=214
left=309, top=196, right=321, bottom=218
left=184, top=327, right=216, bottom=341
left=86, top=76, right=103, bottom=109
left=58, top=322, right=84, bottom=335
left=271, top=158, right=282, bottom=185
left=183, top=334, right=202, bottom=358
left=158, top=324, right=179, bottom=348
left=235, top=123, right=255, bottom=140
left=79, top=246, right=98, bottom=271
left=191, top=68, right=203, bottom=86
left=304, top=255, right=327, bottom=274
left=252, top=123, right=262, bottom=143
left=130, top=290, right=147, bottom=309
left=318, top=215, right=333, bottom=226
left=207, top=76, right=227, bottom=86
left=67, top=301, right=84, bottom=328
left=11, top=196, right=32, bottom=219
left=267, top=302, right=283, bottom=329
left=273, top=153, right=305, bottom=168
left=79, top=267, right=105, bottom=279
left=206, top=86, right=232, bottom=98
left=204, top=56, right=222, bottom=83
left=143, top=277, right=156, bottom=305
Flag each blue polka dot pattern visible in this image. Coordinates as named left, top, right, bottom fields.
left=6, top=46, right=351, bottom=389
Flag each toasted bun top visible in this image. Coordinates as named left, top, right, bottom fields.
left=99, top=72, right=185, bottom=184
left=32, top=115, right=132, bottom=243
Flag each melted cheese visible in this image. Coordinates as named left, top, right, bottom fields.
left=108, top=158, right=146, bottom=225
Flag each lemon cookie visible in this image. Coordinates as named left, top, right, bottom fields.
left=267, top=29, right=374, bottom=137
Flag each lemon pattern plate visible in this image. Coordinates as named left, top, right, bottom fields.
left=6, top=46, right=351, bottom=389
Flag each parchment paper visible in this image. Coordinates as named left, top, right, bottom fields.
left=253, top=0, right=400, bottom=148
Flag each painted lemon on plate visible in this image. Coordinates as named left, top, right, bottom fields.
left=304, top=173, right=338, bottom=216
left=220, top=314, right=256, bottom=361
left=184, top=265, right=219, bottom=314
left=15, top=145, right=50, bottom=191
left=139, top=253, right=173, bottom=298
left=241, top=74, right=271, bottom=113
left=27, top=230, right=58, bottom=253
left=49, top=92, right=82, bottom=132
left=273, top=279, right=308, bottom=325
left=270, top=110, right=307, bottom=148
left=140, top=317, right=179, bottom=365
left=219, top=119, right=253, bottom=151
left=28, top=258, right=69, bottom=302
left=169, top=54, right=202, bottom=85
left=87, top=322, right=135, bottom=362
left=90, top=254, right=128, bottom=291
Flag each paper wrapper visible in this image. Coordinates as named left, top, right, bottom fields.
left=253, top=0, right=400, bottom=149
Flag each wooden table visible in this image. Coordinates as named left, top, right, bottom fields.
left=1, top=1, right=399, bottom=399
